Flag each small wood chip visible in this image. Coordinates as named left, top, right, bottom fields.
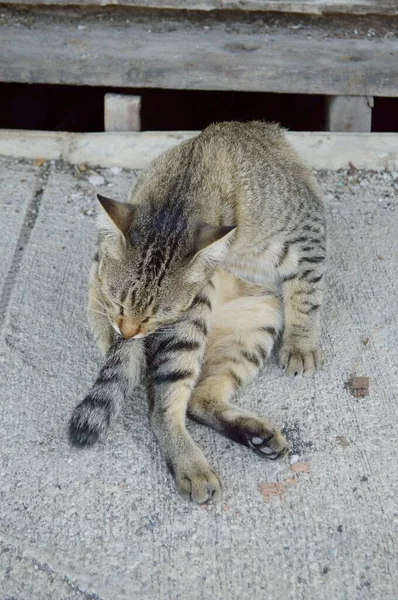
left=285, top=478, right=297, bottom=486
left=291, top=462, right=310, bottom=473
left=350, top=376, right=370, bottom=398
left=33, top=158, right=46, bottom=167
left=258, top=482, right=285, bottom=501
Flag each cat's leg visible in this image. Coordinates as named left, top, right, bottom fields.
left=147, top=282, right=220, bottom=504
left=69, top=337, right=146, bottom=447
left=188, top=294, right=288, bottom=458
left=279, top=239, right=326, bottom=377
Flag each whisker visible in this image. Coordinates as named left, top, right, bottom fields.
left=88, top=307, right=108, bottom=317
left=86, top=293, right=107, bottom=310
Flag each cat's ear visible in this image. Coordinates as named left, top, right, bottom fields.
left=191, top=221, right=237, bottom=265
left=96, top=194, right=136, bottom=236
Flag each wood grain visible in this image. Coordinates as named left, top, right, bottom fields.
left=1, top=10, right=397, bottom=96
left=1, top=0, right=397, bottom=16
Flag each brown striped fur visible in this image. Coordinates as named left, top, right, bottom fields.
left=69, top=121, right=326, bottom=503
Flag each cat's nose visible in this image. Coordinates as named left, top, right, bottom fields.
left=117, top=318, right=140, bottom=339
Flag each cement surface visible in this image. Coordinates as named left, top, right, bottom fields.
left=0, top=158, right=397, bottom=600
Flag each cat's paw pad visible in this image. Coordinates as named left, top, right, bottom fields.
left=248, top=430, right=289, bottom=460
left=68, top=394, right=110, bottom=447
left=174, top=460, right=221, bottom=504
left=279, top=345, right=322, bottom=377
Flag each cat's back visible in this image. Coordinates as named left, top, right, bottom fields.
left=129, top=122, right=321, bottom=225
left=199, top=121, right=316, bottom=186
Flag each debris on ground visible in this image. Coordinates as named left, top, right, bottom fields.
left=74, top=162, right=88, bottom=175
left=336, top=435, right=350, bottom=448
left=289, top=453, right=300, bottom=465
left=33, top=158, right=46, bottom=167
left=258, top=482, right=286, bottom=502
left=291, top=462, right=310, bottom=473
left=350, top=376, right=370, bottom=398
left=88, top=174, right=105, bottom=186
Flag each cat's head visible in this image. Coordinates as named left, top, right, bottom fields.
left=95, top=194, right=236, bottom=339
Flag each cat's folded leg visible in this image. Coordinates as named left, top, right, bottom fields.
left=69, top=338, right=146, bottom=447
left=279, top=257, right=326, bottom=377
left=147, top=283, right=220, bottom=504
left=188, top=293, right=288, bottom=458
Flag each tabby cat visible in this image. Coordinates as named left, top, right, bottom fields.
left=69, top=122, right=326, bottom=503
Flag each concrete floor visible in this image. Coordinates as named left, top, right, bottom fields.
left=0, top=157, right=397, bottom=600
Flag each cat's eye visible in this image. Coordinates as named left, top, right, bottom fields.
left=142, top=317, right=150, bottom=324
left=120, top=306, right=124, bottom=316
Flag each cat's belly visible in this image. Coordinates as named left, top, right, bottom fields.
left=223, top=240, right=299, bottom=287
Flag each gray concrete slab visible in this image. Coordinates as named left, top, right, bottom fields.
left=0, top=160, right=38, bottom=314
left=0, top=157, right=397, bottom=600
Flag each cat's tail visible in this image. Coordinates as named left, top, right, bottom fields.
left=69, top=338, right=145, bottom=447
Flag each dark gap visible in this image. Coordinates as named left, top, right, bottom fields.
left=0, top=82, right=326, bottom=132
left=0, top=83, right=396, bottom=132
left=372, top=97, right=398, bottom=132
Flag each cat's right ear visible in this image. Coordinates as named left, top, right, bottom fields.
left=96, top=194, right=136, bottom=237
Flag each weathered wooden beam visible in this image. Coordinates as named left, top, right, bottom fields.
left=1, top=130, right=398, bottom=171
left=0, top=0, right=397, bottom=16
left=0, top=9, right=397, bottom=97
left=104, top=94, right=141, bottom=132
left=326, top=96, right=374, bottom=132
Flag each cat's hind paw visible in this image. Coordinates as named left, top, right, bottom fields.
left=68, top=394, right=110, bottom=447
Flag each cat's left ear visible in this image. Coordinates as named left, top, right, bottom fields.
left=191, top=221, right=237, bottom=265
left=96, top=194, right=136, bottom=237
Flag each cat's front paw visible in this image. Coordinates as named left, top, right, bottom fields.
left=68, top=393, right=110, bottom=447
left=172, top=457, right=221, bottom=504
left=279, top=344, right=322, bottom=377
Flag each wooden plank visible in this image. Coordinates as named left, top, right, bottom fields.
left=0, top=9, right=397, bottom=96
left=0, top=0, right=397, bottom=16
left=0, top=130, right=397, bottom=171
left=104, top=94, right=141, bottom=132
left=326, top=95, right=373, bottom=132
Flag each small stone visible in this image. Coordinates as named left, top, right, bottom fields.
left=77, top=25, right=87, bottom=30
left=289, top=454, right=299, bottom=465
left=109, top=166, right=122, bottom=174
left=88, top=174, right=105, bottom=186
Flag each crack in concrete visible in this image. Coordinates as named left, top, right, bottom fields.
left=1, top=540, right=103, bottom=600
left=0, top=163, right=51, bottom=332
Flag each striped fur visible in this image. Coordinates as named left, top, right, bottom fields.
left=69, top=121, right=326, bottom=503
